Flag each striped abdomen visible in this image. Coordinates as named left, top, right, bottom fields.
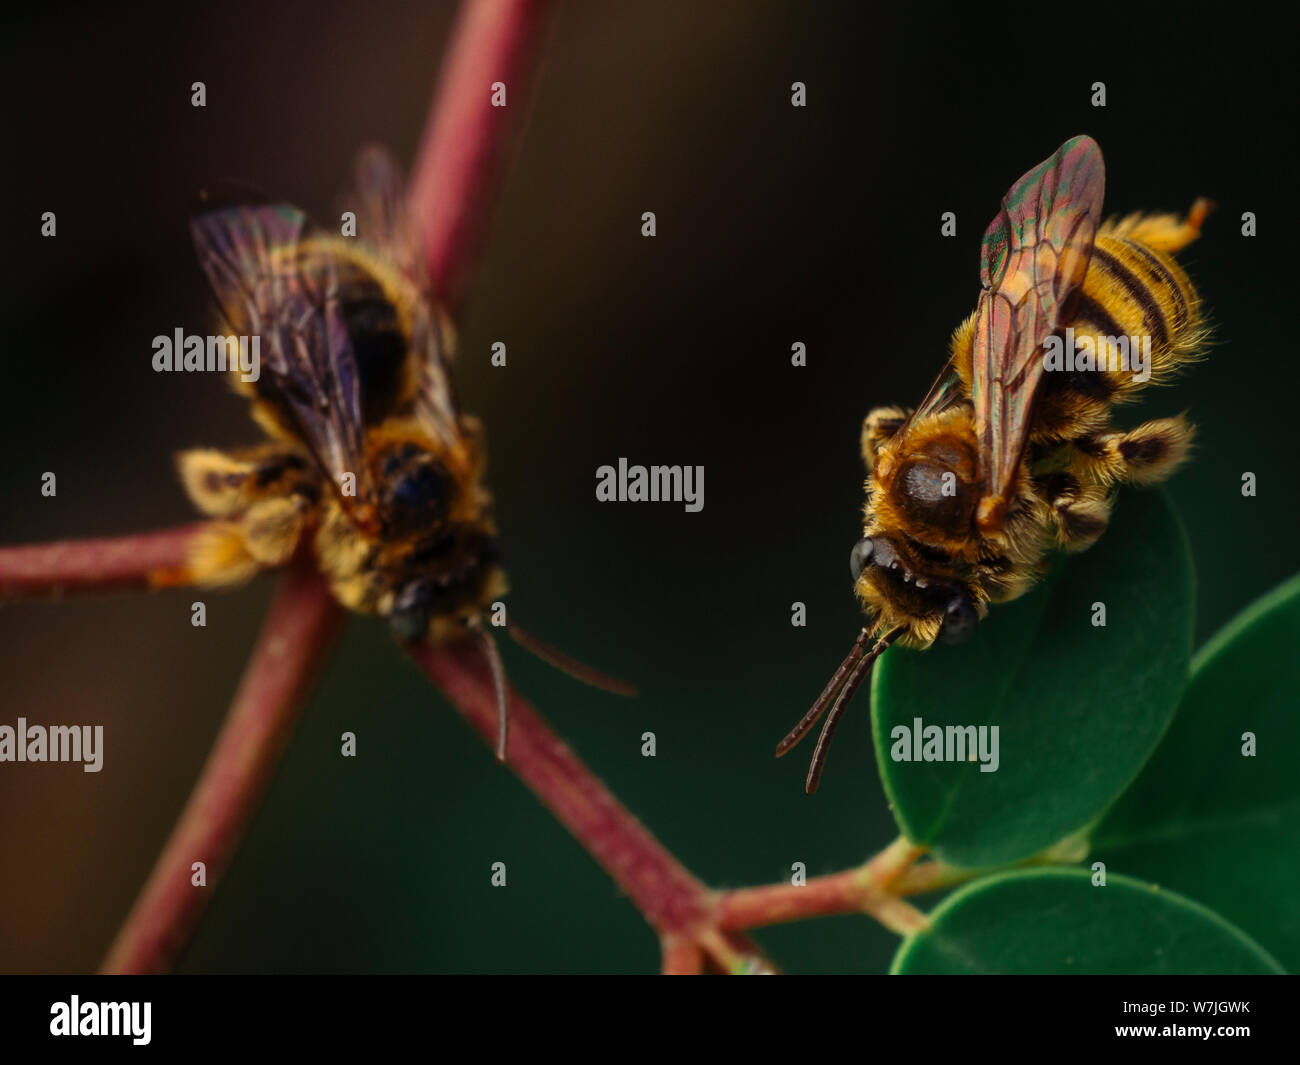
left=1033, top=229, right=1206, bottom=438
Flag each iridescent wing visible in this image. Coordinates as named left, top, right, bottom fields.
left=971, top=135, right=1105, bottom=533
left=905, top=360, right=967, bottom=429
left=348, top=143, right=427, bottom=288
left=190, top=195, right=378, bottom=519
left=344, top=145, right=462, bottom=455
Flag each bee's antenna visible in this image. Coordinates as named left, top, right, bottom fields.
left=469, top=620, right=510, bottom=762
left=508, top=622, right=637, bottom=697
left=800, top=626, right=904, bottom=795
left=775, top=628, right=873, bottom=758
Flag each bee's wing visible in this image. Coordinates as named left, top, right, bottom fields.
left=345, top=145, right=463, bottom=454
left=906, top=361, right=967, bottom=427
left=190, top=196, right=378, bottom=517
left=347, top=144, right=428, bottom=290
left=971, top=135, right=1105, bottom=533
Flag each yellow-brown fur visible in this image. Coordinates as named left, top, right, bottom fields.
left=857, top=202, right=1209, bottom=648
left=174, top=231, right=504, bottom=643
left=178, top=421, right=505, bottom=635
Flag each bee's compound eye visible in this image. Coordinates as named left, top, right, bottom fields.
left=389, top=609, right=427, bottom=643
left=850, top=537, right=875, bottom=581
left=389, top=581, right=433, bottom=643
left=390, top=464, right=450, bottom=515
left=939, top=595, right=977, bottom=645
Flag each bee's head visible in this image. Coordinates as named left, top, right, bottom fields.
left=386, top=532, right=503, bottom=643
left=849, top=533, right=979, bottom=647
left=388, top=578, right=440, bottom=642
left=871, top=428, right=980, bottom=549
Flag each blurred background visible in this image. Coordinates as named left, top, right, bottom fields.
left=1, top=0, right=1294, bottom=973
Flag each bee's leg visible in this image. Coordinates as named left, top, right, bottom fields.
left=154, top=521, right=262, bottom=588
left=1077, top=415, right=1195, bottom=487
left=1034, top=471, right=1113, bottom=552
left=313, top=507, right=379, bottom=614
left=240, top=497, right=309, bottom=566
left=861, top=406, right=909, bottom=470
left=1102, top=199, right=1214, bottom=255
left=156, top=498, right=309, bottom=589
left=177, top=443, right=311, bottom=517
left=177, top=448, right=258, bottom=517
left=170, top=445, right=314, bottom=587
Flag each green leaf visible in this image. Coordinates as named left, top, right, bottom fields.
left=892, top=868, right=1283, bottom=974
left=1092, top=572, right=1300, bottom=972
left=871, top=489, right=1194, bottom=868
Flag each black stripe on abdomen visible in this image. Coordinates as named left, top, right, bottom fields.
left=1071, top=293, right=1124, bottom=339
left=1091, top=246, right=1169, bottom=349
left=1120, top=238, right=1190, bottom=331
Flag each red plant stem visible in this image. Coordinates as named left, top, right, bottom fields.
left=408, top=0, right=555, bottom=307
left=411, top=640, right=715, bottom=935
left=660, top=935, right=705, bottom=975
left=100, top=565, right=344, bottom=973
left=721, top=867, right=875, bottom=929
left=7, top=0, right=948, bottom=972
left=717, top=837, right=929, bottom=935
left=0, top=524, right=206, bottom=599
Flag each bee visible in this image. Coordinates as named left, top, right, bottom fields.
left=173, top=146, right=629, bottom=760
left=777, top=135, right=1212, bottom=793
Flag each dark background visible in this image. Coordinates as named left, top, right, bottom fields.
left=1, top=0, right=1294, bottom=973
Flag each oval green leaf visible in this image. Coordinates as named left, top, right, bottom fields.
left=1092, top=571, right=1300, bottom=972
left=892, top=868, right=1282, bottom=974
left=871, top=488, right=1193, bottom=868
